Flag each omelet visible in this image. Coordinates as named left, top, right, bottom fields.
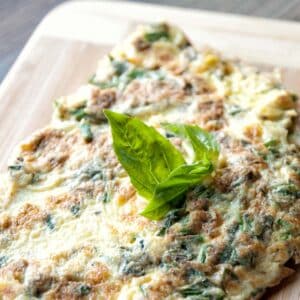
left=0, top=23, right=299, bottom=299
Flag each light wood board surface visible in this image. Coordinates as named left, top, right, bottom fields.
left=0, top=1, right=300, bottom=298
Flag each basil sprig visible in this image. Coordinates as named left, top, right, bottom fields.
left=104, top=110, right=219, bottom=220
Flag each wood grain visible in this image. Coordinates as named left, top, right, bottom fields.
left=0, top=1, right=300, bottom=299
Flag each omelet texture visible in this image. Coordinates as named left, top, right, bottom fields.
left=0, top=23, right=299, bottom=300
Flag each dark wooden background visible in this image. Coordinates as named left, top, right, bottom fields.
left=1, top=0, right=300, bottom=83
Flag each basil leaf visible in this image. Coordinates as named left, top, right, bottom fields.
left=163, top=123, right=219, bottom=163
left=105, top=111, right=219, bottom=220
left=141, top=161, right=213, bottom=220
left=103, top=110, right=185, bottom=199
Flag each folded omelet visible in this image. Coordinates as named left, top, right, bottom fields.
left=0, top=23, right=299, bottom=299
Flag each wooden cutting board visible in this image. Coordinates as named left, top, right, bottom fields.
left=0, top=1, right=299, bottom=298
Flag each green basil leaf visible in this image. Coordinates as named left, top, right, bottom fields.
left=141, top=161, right=213, bottom=220
left=103, top=110, right=185, bottom=199
left=105, top=111, right=219, bottom=220
left=163, top=123, right=219, bottom=163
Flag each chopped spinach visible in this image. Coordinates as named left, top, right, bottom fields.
left=139, top=285, right=147, bottom=297
left=193, top=185, right=223, bottom=202
left=272, top=183, right=299, bottom=199
left=76, top=284, right=91, bottom=296
left=144, top=31, right=170, bottom=43
left=111, top=60, right=128, bottom=76
left=0, top=256, right=8, bottom=268
left=276, top=219, right=293, bottom=240
left=157, top=209, right=184, bottom=236
left=239, top=214, right=273, bottom=241
left=89, top=65, right=165, bottom=92
left=45, top=215, right=55, bottom=230
left=264, top=140, right=280, bottom=156
left=239, top=214, right=253, bottom=232
left=227, top=223, right=240, bottom=241
left=79, top=122, right=93, bottom=142
left=227, top=105, right=245, bottom=116
left=198, top=244, right=212, bottom=263
left=256, top=215, right=274, bottom=241
left=78, top=162, right=103, bottom=181
left=179, top=278, right=225, bottom=299
left=99, top=191, right=110, bottom=203
left=162, top=240, right=196, bottom=266
left=8, top=164, right=22, bottom=171
left=70, top=107, right=87, bottom=121
left=194, top=185, right=215, bottom=198
left=127, top=68, right=146, bottom=80
left=70, top=205, right=81, bottom=216
left=119, top=244, right=152, bottom=276
left=89, top=74, right=119, bottom=89
left=218, top=244, right=256, bottom=267
left=218, top=244, right=236, bottom=264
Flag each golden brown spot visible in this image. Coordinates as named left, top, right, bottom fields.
left=86, top=262, right=110, bottom=285
left=11, top=260, right=28, bottom=283
left=147, top=270, right=185, bottom=299
left=17, top=128, right=75, bottom=173
left=98, top=281, right=122, bottom=299
left=275, top=94, right=296, bottom=110
left=0, top=214, right=12, bottom=230
left=116, top=185, right=136, bottom=206
left=13, top=203, right=45, bottom=231
left=121, top=79, right=185, bottom=108
left=243, top=124, right=263, bottom=141
left=183, top=75, right=215, bottom=95
left=46, top=193, right=82, bottom=210
left=187, top=210, right=208, bottom=233
left=86, top=88, right=116, bottom=120
left=0, top=259, right=28, bottom=283
left=190, top=99, right=225, bottom=131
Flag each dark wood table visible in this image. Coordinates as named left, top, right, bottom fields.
left=1, top=0, right=300, bottom=83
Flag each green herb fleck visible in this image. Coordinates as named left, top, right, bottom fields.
left=112, top=60, right=128, bottom=76
left=8, top=165, right=22, bottom=171
left=157, top=209, right=183, bottom=236
left=144, top=31, right=170, bottom=43
left=228, top=105, right=245, bottom=116
left=70, top=205, right=81, bottom=216
left=70, top=107, right=87, bottom=121
left=276, top=219, right=293, bottom=240
left=0, top=256, right=8, bottom=268
left=273, top=183, right=299, bottom=199
left=100, top=191, right=110, bottom=203
left=79, top=122, right=93, bottom=142
left=126, top=69, right=146, bottom=80
left=198, top=244, right=211, bottom=263
left=240, top=214, right=253, bottom=232
left=179, top=278, right=225, bottom=299
left=45, top=215, right=55, bottom=230
left=76, top=284, right=91, bottom=296
left=139, top=285, right=147, bottom=297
